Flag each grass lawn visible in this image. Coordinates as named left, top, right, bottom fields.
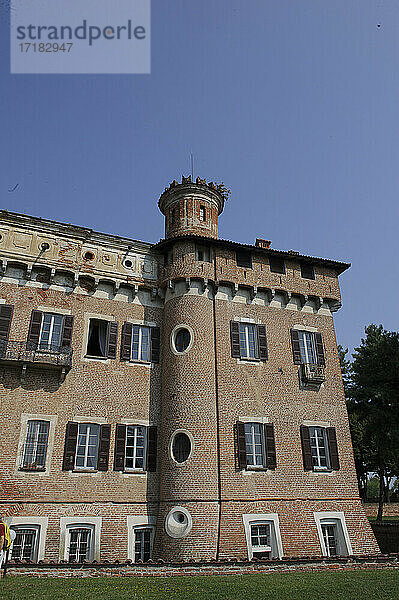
left=1, top=570, right=399, bottom=600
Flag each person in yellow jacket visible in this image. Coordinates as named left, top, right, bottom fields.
left=0, top=515, right=12, bottom=570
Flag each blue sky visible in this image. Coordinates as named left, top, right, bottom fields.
left=0, top=1, right=398, bottom=355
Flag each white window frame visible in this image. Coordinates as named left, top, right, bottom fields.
left=309, top=426, right=330, bottom=470
left=10, top=525, right=40, bottom=561
left=242, top=513, right=283, bottom=560
left=131, top=325, right=151, bottom=363
left=66, top=525, right=94, bottom=562
left=297, top=330, right=317, bottom=364
left=7, top=517, right=48, bottom=562
left=124, top=425, right=147, bottom=472
left=38, top=312, right=64, bottom=350
left=20, top=419, right=50, bottom=471
left=127, top=516, right=156, bottom=562
left=60, top=517, right=101, bottom=562
left=74, top=423, right=100, bottom=471
left=239, top=322, right=259, bottom=360
left=313, top=512, right=352, bottom=557
left=244, top=422, right=266, bottom=469
left=249, top=522, right=273, bottom=555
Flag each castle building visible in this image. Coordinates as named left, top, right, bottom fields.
left=0, top=177, right=378, bottom=563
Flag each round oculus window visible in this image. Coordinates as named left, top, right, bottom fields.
left=84, top=251, right=95, bottom=261
left=165, top=507, right=192, bottom=538
left=174, top=328, right=191, bottom=353
left=123, top=258, right=133, bottom=269
left=172, top=432, right=191, bottom=464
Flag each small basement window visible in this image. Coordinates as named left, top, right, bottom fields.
left=269, top=256, right=285, bottom=274
left=236, top=250, right=252, bottom=269
left=300, top=262, right=315, bottom=280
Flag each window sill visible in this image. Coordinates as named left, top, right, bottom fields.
left=123, top=469, right=147, bottom=474
left=84, top=355, right=108, bottom=360
left=244, top=467, right=269, bottom=473
left=238, top=358, right=261, bottom=365
left=125, top=360, right=153, bottom=368
left=72, top=469, right=98, bottom=474
left=19, top=467, right=46, bottom=472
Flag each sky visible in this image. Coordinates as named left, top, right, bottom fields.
left=0, top=0, right=398, bottom=355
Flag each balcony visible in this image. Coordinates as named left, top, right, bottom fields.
left=300, top=363, right=326, bottom=385
left=0, top=340, right=72, bottom=382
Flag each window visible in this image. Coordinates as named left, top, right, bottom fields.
left=125, top=425, right=147, bottom=471
left=290, top=329, right=325, bottom=366
left=86, top=319, right=118, bottom=359
left=309, top=426, right=329, bottom=469
left=300, top=262, right=315, bottom=280
left=250, top=523, right=272, bottom=558
left=236, top=250, right=252, bottom=268
left=27, top=310, right=73, bottom=352
left=38, top=313, right=64, bottom=350
left=239, top=323, right=259, bottom=359
left=131, top=325, right=151, bottom=362
left=67, top=526, right=94, bottom=563
left=236, top=421, right=276, bottom=470
left=114, top=424, right=157, bottom=472
left=196, top=245, right=211, bottom=262
left=269, top=256, right=285, bottom=274
left=173, top=328, right=191, bottom=353
left=171, top=208, right=176, bottom=224
left=230, top=321, right=268, bottom=362
left=245, top=422, right=265, bottom=467
left=75, top=423, right=99, bottom=470
left=321, top=522, right=338, bottom=556
left=243, top=514, right=283, bottom=559
left=199, top=205, right=206, bottom=222
left=62, top=422, right=111, bottom=472
left=60, top=517, right=100, bottom=562
left=11, top=526, right=39, bottom=561
left=314, top=513, right=352, bottom=557
left=120, top=323, right=160, bottom=364
left=298, top=330, right=316, bottom=364
left=134, top=526, right=154, bottom=562
left=171, top=431, right=192, bottom=463
left=300, top=425, right=340, bottom=471
left=20, top=420, right=49, bottom=471
left=0, top=304, right=13, bottom=342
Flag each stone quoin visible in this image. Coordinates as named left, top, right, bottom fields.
left=0, top=176, right=379, bottom=563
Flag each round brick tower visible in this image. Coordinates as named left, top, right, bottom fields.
left=154, top=177, right=225, bottom=560
left=158, top=175, right=225, bottom=240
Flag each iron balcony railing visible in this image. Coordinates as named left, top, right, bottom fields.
left=0, top=340, right=73, bottom=368
left=300, top=362, right=326, bottom=384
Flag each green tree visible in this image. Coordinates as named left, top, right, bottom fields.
left=348, top=325, right=399, bottom=520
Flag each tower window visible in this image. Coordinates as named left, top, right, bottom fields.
left=199, top=205, right=206, bottom=222
left=196, top=245, right=211, bottom=262
left=171, top=208, right=176, bottom=225
left=269, top=256, right=286, bottom=274
left=300, top=262, right=315, bottom=280
left=236, top=250, right=252, bottom=268
left=171, top=431, right=192, bottom=463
